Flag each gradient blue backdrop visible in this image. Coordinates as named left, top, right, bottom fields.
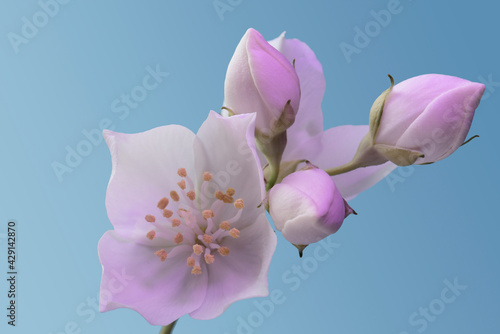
left=1, top=0, right=499, bottom=333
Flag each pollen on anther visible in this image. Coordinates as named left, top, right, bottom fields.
left=187, top=257, right=195, bottom=267
left=191, top=265, right=202, bottom=275
left=226, top=188, right=236, bottom=196
left=202, top=234, right=213, bottom=244
left=178, top=168, right=187, bottom=177
left=234, top=199, right=245, bottom=209
left=223, top=195, right=234, bottom=204
left=177, top=179, right=186, bottom=190
left=220, top=221, right=231, bottom=231
left=171, top=218, right=181, bottom=227
left=145, top=215, right=156, bottom=223
left=146, top=230, right=156, bottom=240
left=193, top=244, right=203, bottom=255
left=157, top=197, right=169, bottom=210
left=205, top=254, right=215, bottom=264
left=203, top=172, right=213, bottom=181
left=170, top=191, right=180, bottom=202
left=202, top=210, right=215, bottom=219
left=163, top=209, right=173, bottom=218
left=187, top=190, right=196, bottom=201
left=155, top=249, right=167, bottom=262
left=215, top=191, right=225, bottom=201
left=218, top=247, right=230, bottom=256
left=174, top=233, right=184, bottom=244
left=229, top=228, right=240, bottom=239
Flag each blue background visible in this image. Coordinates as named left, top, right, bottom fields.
left=1, top=0, right=499, bottom=333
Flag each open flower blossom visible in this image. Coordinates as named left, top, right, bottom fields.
left=269, top=167, right=355, bottom=246
left=371, top=74, right=486, bottom=165
left=98, top=112, right=276, bottom=325
left=265, top=31, right=397, bottom=200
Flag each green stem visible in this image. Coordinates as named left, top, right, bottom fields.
left=159, top=320, right=178, bottom=334
left=265, top=162, right=279, bottom=191
left=324, top=161, right=359, bottom=176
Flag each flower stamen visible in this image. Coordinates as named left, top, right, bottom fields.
left=155, top=249, right=168, bottom=262
left=146, top=230, right=156, bottom=240
left=163, top=209, right=173, bottom=218
left=229, top=228, right=240, bottom=238
left=177, top=168, right=187, bottom=177
left=191, top=265, right=202, bottom=275
left=205, top=253, right=215, bottom=264
left=171, top=218, right=181, bottom=227
left=177, top=179, right=186, bottom=190
left=203, top=172, right=213, bottom=181
left=147, top=169, right=245, bottom=275
left=203, top=210, right=215, bottom=219
left=174, top=232, right=184, bottom=244
left=220, top=221, right=231, bottom=231
left=218, top=247, right=230, bottom=256
left=170, top=191, right=180, bottom=202
left=234, top=199, right=245, bottom=209
left=187, top=191, right=196, bottom=201
left=201, top=234, right=213, bottom=244
left=157, top=197, right=169, bottom=210
left=193, top=244, right=204, bottom=255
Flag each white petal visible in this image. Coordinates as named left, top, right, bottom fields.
left=269, top=183, right=327, bottom=244
left=189, top=211, right=277, bottom=319
left=194, top=111, right=265, bottom=212
left=269, top=32, right=326, bottom=149
left=104, top=126, right=196, bottom=238
left=98, top=231, right=207, bottom=326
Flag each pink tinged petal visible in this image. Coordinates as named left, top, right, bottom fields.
left=322, top=185, right=348, bottom=231
left=269, top=169, right=345, bottom=245
left=269, top=32, right=326, bottom=149
left=224, top=28, right=300, bottom=136
left=376, top=74, right=474, bottom=145
left=103, top=126, right=196, bottom=238
left=189, top=211, right=277, bottom=319
left=395, top=82, right=485, bottom=164
left=285, top=125, right=396, bottom=200
left=98, top=231, right=207, bottom=326
left=194, top=111, right=265, bottom=214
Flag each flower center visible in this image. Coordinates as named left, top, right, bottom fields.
left=144, top=168, right=244, bottom=275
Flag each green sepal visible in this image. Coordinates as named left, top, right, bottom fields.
left=374, top=144, right=425, bottom=166
left=369, top=74, right=395, bottom=141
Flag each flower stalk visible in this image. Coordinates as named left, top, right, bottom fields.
left=159, top=320, right=178, bottom=334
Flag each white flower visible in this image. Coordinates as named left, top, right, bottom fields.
left=98, top=112, right=276, bottom=325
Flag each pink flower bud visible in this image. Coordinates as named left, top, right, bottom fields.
left=374, top=74, right=485, bottom=164
left=223, top=28, right=301, bottom=138
left=269, top=168, right=354, bottom=246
